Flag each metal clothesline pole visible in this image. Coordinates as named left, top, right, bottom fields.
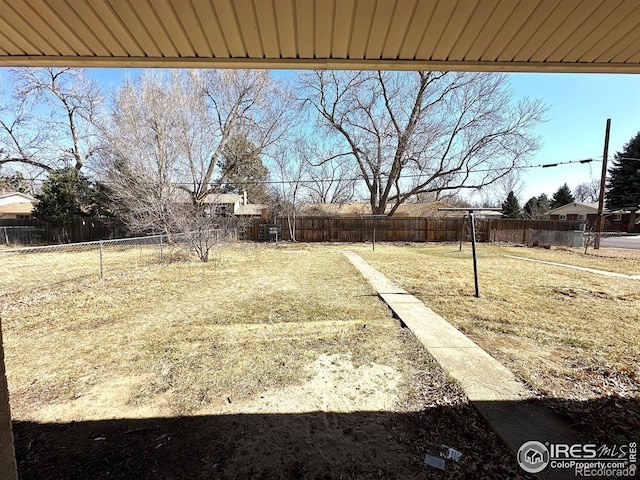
left=469, top=211, right=479, bottom=297
left=439, top=207, right=502, bottom=298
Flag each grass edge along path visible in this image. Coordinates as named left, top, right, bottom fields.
left=503, top=254, right=640, bottom=279
left=344, top=250, right=581, bottom=477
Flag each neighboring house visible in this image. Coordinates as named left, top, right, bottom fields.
left=548, top=202, right=599, bottom=224
left=388, top=201, right=457, bottom=217
left=0, top=191, right=37, bottom=219
left=174, top=191, right=267, bottom=218
left=200, top=193, right=245, bottom=216
left=299, top=202, right=371, bottom=217
left=548, top=202, right=640, bottom=232
left=234, top=203, right=268, bottom=217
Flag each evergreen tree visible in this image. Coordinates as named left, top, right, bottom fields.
left=524, top=193, right=550, bottom=219
left=606, top=132, right=640, bottom=232
left=537, top=193, right=550, bottom=212
left=550, top=183, right=575, bottom=209
left=33, top=167, right=110, bottom=242
left=217, top=134, right=269, bottom=203
left=501, top=190, right=522, bottom=218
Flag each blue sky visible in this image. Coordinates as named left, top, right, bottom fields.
left=508, top=72, right=640, bottom=202
left=88, top=69, right=640, bottom=203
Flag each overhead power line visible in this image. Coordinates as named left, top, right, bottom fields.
left=0, top=156, right=601, bottom=186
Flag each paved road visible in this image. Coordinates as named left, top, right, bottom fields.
left=600, top=235, right=640, bottom=250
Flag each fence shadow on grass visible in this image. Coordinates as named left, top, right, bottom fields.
left=12, top=397, right=639, bottom=480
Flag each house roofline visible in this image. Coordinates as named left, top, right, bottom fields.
left=547, top=202, right=601, bottom=215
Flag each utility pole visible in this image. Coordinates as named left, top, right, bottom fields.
left=594, top=119, right=611, bottom=249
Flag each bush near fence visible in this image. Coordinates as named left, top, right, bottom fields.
left=246, top=216, right=582, bottom=245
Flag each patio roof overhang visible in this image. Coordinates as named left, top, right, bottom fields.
left=1, top=0, right=640, bottom=73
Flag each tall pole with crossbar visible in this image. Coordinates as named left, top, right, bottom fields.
left=439, top=207, right=501, bottom=298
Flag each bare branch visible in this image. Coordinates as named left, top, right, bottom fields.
left=98, top=69, right=291, bottom=238
left=300, top=71, right=546, bottom=215
left=1, top=67, right=103, bottom=175
left=0, top=156, right=53, bottom=171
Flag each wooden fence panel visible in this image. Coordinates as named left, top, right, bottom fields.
left=2, top=216, right=583, bottom=245
left=426, top=218, right=466, bottom=242
left=335, top=218, right=361, bottom=242
left=245, top=216, right=584, bottom=245
left=0, top=217, right=128, bottom=245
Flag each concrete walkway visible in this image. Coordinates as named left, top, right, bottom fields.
left=344, top=251, right=580, bottom=477
left=503, top=254, right=640, bottom=279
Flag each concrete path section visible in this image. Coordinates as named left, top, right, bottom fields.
left=344, top=251, right=533, bottom=403
left=344, top=251, right=581, bottom=475
left=503, top=254, right=640, bottom=279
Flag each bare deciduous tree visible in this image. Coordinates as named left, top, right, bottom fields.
left=573, top=179, right=600, bottom=203
left=301, top=71, right=546, bottom=215
left=0, top=87, right=51, bottom=176
left=412, top=190, right=472, bottom=207
left=268, top=141, right=308, bottom=241
left=171, top=203, right=235, bottom=262
left=187, top=69, right=291, bottom=202
left=300, top=142, right=358, bottom=204
left=98, top=73, right=186, bottom=237
left=99, top=70, right=289, bottom=258
left=475, top=170, right=524, bottom=208
left=0, top=68, right=102, bottom=175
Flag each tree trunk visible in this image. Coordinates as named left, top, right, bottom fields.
left=287, top=214, right=296, bottom=242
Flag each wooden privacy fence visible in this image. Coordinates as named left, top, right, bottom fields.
left=1, top=217, right=128, bottom=245
left=247, top=217, right=582, bottom=244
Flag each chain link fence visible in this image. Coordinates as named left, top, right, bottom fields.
left=0, top=231, right=235, bottom=297
left=488, top=227, right=584, bottom=247
left=582, top=232, right=640, bottom=259
left=489, top=228, right=640, bottom=259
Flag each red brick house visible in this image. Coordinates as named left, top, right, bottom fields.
left=548, top=202, right=639, bottom=232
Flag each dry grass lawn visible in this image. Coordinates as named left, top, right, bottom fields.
left=355, top=243, right=640, bottom=400
left=0, top=243, right=163, bottom=296
left=3, top=242, right=529, bottom=478
left=5, top=239, right=638, bottom=477
left=3, top=243, right=406, bottom=418
left=502, top=244, right=640, bottom=275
